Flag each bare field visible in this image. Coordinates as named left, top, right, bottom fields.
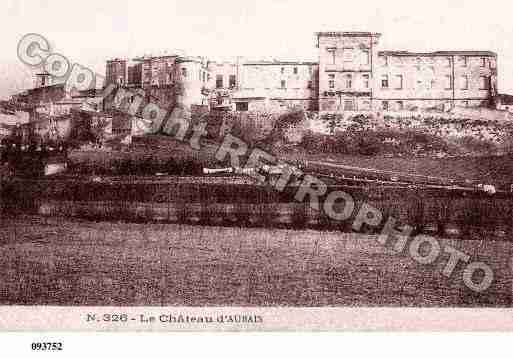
left=0, top=216, right=511, bottom=307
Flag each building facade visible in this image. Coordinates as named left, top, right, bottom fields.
left=317, top=32, right=497, bottom=112
left=105, top=58, right=127, bottom=86
left=103, top=31, right=498, bottom=113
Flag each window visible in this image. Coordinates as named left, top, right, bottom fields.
left=344, top=100, right=354, bottom=111
left=460, top=75, right=469, bottom=90
left=446, top=57, right=452, bottom=67
left=362, top=74, right=370, bottom=88
left=361, top=100, right=371, bottom=110
left=281, top=67, right=285, bottom=74
left=307, top=80, right=313, bottom=89
left=379, top=55, right=388, bottom=66
left=343, top=48, right=353, bottom=62
left=328, top=74, right=335, bottom=89
left=280, top=80, right=286, bottom=89
left=216, top=75, right=223, bottom=88
left=381, top=74, right=389, bottom=89
left=361, top=50, right=370, bottom=65
left=181, top=68, right=187, bottom=78
left=445, top=75, right=452, bottom=89
left=344, top=74, right=352, bottom=88
left=202, top=72, right=206, bottom=82
left=459, top=56, right=468, bottom=67
left=462, top=100, right=469, bottom=107
left=229, top=75, right=236, bottom=88
left=293, top=67, right=298, bottom=74
left=480, top=76, right=489, bottom=90
left=395, top=75, right=403, bottom=89
left=327, top=48, right=336, bottom=65
left=396, top=101, right=404, bottom=111
left=382, top=101, right=389, bottom=111
left=236, top=102, right=249, bottom=111
left=481, top=57, right=487, bottom=67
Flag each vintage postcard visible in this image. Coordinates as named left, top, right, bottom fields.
left=0, top=0, right=512, bottom=334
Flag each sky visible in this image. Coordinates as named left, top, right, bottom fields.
left=1, top=0, right=512, bottom=98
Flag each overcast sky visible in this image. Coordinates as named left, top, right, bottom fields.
left=1, top=0, right=512, bottom=98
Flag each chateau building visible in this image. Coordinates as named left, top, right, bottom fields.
left=104, top=31, right=498, bottom=113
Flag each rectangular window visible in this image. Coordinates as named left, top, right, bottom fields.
left=327, top=49, right=336, bottom=65
left=343, top=48, right=353, bottom=62
left=480, top=76, right=489, bottom=90
left=182, top=68, right=187, bottom=78
left=460, top=75, right=469, bottom=90
left=281, top=67, right=285, bottom=74
left=236, top=102, right=248, bottom=111
left=445, top=75, right=453, bottom=89
left=396, top=101, right=404, bottom=111
left=459, top=56, right=468, bottom=67
left=380, top=55, right=388, bottom=66
left=307, top=80, right=313, bottom=89
left=462, top=100, right=469, bottom=107
left=216, top=74, right=223, bottom=88
left=361, top=100, right=371, bottom=110
left=281, top=80, right=286, bottom=89
left=328, top=74, right=335, bottom=89
left=229, top=74, right=236, bottom=88
left=344, top=74, right=352, bottom=88
left=344, top=100, right=354, bottom=111
left=395, top=75, right=403, bottom=89
left=361, top=50, right=370, bottom=65
left=362, top=74, right=370, bottom=88
left=382, top=101, right=389, bottom=111
left=381, top=74, right=389, bottom=89
left=481, top=57, right=487, bottom=67
left=293, top=67, right=298, bottom=74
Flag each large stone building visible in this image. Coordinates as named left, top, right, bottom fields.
left=316, top=31, right=496, bottom=112
left=103, top=31, right=498, bottom=113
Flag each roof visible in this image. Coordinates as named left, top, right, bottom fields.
left=316, top=31, right=381, bottom=38
left=378, top=50, right=497, bottom=57
left=315, top=31, right=381, bottom=48
left=243, top=60, right=318, bottom=66
left=132, top=55, right=179, bottom=62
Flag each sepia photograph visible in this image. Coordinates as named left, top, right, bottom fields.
left=0, top=0, right=512, bottom=336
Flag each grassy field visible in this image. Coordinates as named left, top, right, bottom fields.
left=281, top=149, right=513, bottom=186
left=66, top=134, right=513, bottom=189
left=0, top=216, right=510, bottom=306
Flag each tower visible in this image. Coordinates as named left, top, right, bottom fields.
left=316, top=32, right=381, bottom=112
left=34, top=71, right=51, bottom=88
